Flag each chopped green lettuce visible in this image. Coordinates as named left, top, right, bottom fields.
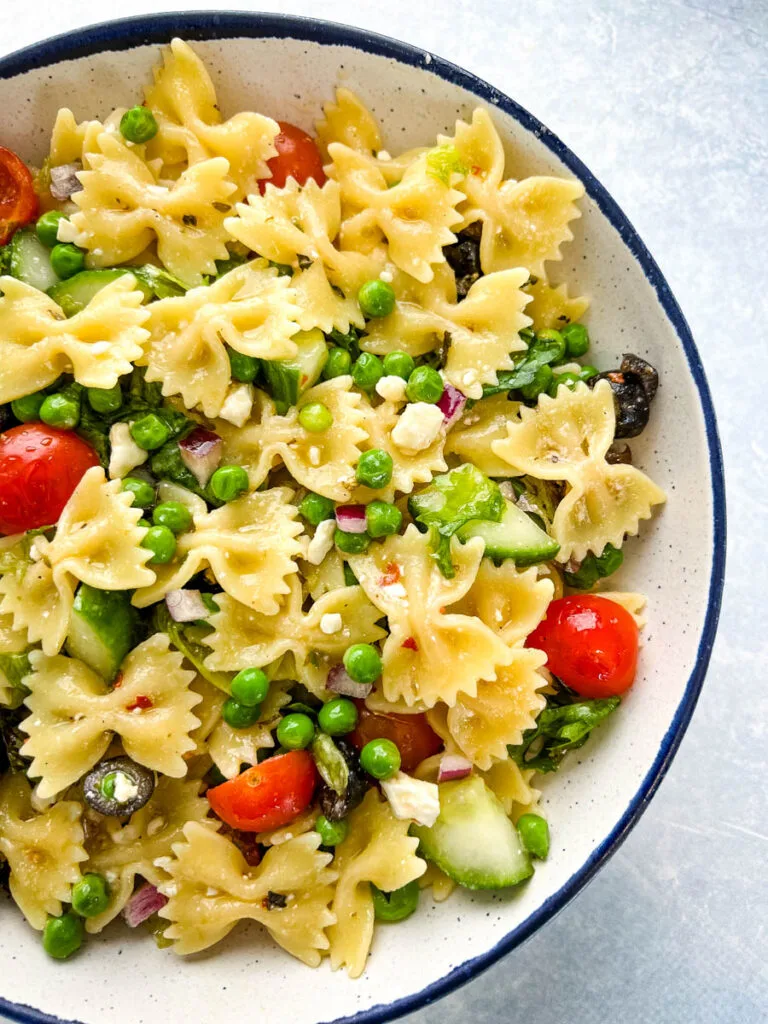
left=0, top=651, right=32, bottom=709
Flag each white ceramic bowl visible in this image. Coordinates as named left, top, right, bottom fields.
left=0, top=13, right=725, bottom=1024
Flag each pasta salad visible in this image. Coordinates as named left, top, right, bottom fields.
left=0, top=39, right=666, bottom=974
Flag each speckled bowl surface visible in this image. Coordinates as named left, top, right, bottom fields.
left=0, top=13, right=725, bottom=1024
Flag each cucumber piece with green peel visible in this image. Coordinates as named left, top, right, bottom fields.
left=66, top=585, right=138, bottom=682
left=410, top=776, right=533, bottom=889
left=457, top=498, right=560, bottom=565
left=48, top=269, right=135, bottom=316
left=263, top=329, right=328, bottom=413
left=10, top=228, right=61, bottom=292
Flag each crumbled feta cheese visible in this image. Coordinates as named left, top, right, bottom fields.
left=112, top=772, right=139, bottom=804
left=308, top=445, right=321, bottom=467
left=498, top=480, right=516, bottom=501
left=391, top=402, right=444, bottom=452
left=206, top=887, right=219, bottom=897
left=375, top=374, right=408, bottom=403
left=381, top=771, right=440, bottom=827
left=219, top=383, right=254, bottom=427
left=381, top=581, right=407, bottom=600
left=377, top=150, right=392, bottom=161
left=55, top=219, right=79, bottom=243
left=108, top=422, right=147, bottom=479
left=379, top=268, right=394, bottom=283
left=306, top=518, right=336, bottom=565
left=320, top=612, right=343, bottom=634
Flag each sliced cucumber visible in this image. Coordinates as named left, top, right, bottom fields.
left=66, top=584, right=138, bottom=682
left=457, top=498, right=560, bottom=566
left=410, top=775, right=533, bottom=890
left=48, top=269, right=133, bottom=317
left=9, top=228, right=61, bottom=292
left=263, top=329, right=328, bottom=413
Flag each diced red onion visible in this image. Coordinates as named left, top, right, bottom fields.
left=179, top=427, right=222, bottom=487
left=165, top=589, right=209, bottom=622
left=123, top=883, right=168, bottom=928
left=437, top=382, right=467, bottom=428
left=49, top=163, right=83, bottom=201
left=437, top=754, right=472, bottom=782
left=335, top=504, right=367, bottom=534
left=327, top=664, right=372, bottom=699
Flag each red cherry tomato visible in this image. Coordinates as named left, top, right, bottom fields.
left=0, top=424, right=100, bottom=535
left=349, top=704, right=443, bottom=772
left=0, top=146, right=39, bottom=245
left=526, top=594, right=639, bottom=699
left=207, top=751, right=318, bottom=832
left=258, top=122, right=327, bottom=194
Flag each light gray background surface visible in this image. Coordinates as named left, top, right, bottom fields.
left=0, top=1, right=765, bottom=1022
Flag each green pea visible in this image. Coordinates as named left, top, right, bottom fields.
left=298, top=401, right=334, bottom=433
left=140, top=524, right=177, bottom=564
left=137, top=518, right=152, bottom=530
left=50, top=243, right=85, bottom=280
left=516, top=812, right=550, bottom=859
left=323, top=347, right=352, bottom=380
left=130, top=413, right=170, bottom=451
left=371, top=880, right=420, bottom=922
left=358, top=278, right=396, bottom=318
left=360, top=737, right=400, bottom=779
left=40, top=392, right=80, bottom=430
left=87, top=384, right=123, bottom=414
left=334, top=528, right=370, bottom=554
left=318, top=697, right=358, bottom=736
left=535, top=328, right=567, bottom=364
left=315, top=814, right=348, bottom=847
left=277, top=712, right=315, bottom=750
left=43, top=912, right=84, bottom=959
left=35, top=210, right=68, bottom=248
left=298, top=492, right=335, bottom=525
left=120, top=105, right=159, bottom=144
left=152, top=501, right=193, bottom=535
left=561, top=322, right=590, bottom=358
left=356, top=449, right=393, bottom=489
left=548, top=371, right=581, bottom=396
left=231, top=667, right=270, bottom=707
left=352, top=352, right=384, bottom=392
left=228, top=347, right=260, bottom=383
left=209, top=464, right=249, bottom=502
left=520, top=364, right=553, bottom=401
left=405, top=365, right=444, bottom=404
left=221, top=697, right=261, bottom=729
left=365, top=500, right=402, bottom=538
left=11, top=392, right=45, bottom=422
left=343, top=643, right=382, bottom=685
left=579, top=364, right=599, bottom=382
left=121, top=477, right=155, bottom=509
left=71, top=873, right=110, bottom=918
left=382, top=351, right=415, bottom=380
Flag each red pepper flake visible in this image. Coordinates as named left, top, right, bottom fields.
left=401, top=636, right=418, bottom=651
left=126, top=695, right=153, bottom=712
left=471, top=164, right=483, bottom=175
left=378, top=562, right=402, bottom=587
left=112, top=671, right=124, bottom=689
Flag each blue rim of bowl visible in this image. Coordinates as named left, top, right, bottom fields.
left=0, top=11, right=725, bottom=1024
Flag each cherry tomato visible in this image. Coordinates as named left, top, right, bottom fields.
left=0, top=146, right=39, bottom=245
left=349, top=704, right=443, bottom=772
left=526, top=594, right=639, bottom=699
left=207, top=751, right=318, bottom=832
left=0, top=424, right=100, bottom=535
left=258, top=122, right=326, bottom=194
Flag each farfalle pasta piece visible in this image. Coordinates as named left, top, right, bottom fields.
left=445, top=395, right=523, bottom=477
left=20, top=634, right=200, bottom=798
left=491, top=381, right=666, bottom=561
left=144, top=38, right=278, bottom=194
left=328, top=143, right=464, bottom=282
left=159, top=823, right=336, bottom=963
left=84, top=776, right=215, bottom=933
left=348, top=526, right=513, bottom=708
left=70, top=130, right=236, bottom=285
left=315, top=87, right=382, bottom=159
left=49, top=107, right=103, bottom=166
left=598, top=591, right=648, bottom=628
left=0, top=773, right=87, bottom=929
left=455, top=560, right=554, bottom=647
left=479, top=758, right=539, bottom=819
left=132, top=487, right=303, bottom=613
left=0, top=275, right=148, bottom=403
left=329, top=789, right=426, bottom=978
left=0, top=468, right=155, bottom=656
left=442, top=108, right=584, bottom=275
left=216, top=378, right=369, bottom=502
left=524, top=278, right=589, bottom=333
left=145, top=260, right=300, bottom=417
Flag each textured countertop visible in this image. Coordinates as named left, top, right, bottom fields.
left=1, top=1, right=765, bottom=1021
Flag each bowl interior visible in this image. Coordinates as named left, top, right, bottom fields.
left=0, top=19, right=722, bottom=1024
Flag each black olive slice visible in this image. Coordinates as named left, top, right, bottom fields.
left=444, top=223, right=483, bottom=300
left=588, top=370, right=650, bottom=439
left=318, top=739, right=367, bottom=822
left=620, top=353, right=659, bottom=403
left=83, top=756, right=155, bottom=817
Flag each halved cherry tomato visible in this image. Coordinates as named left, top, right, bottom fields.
left=0, top=146, right=39, bottom=245
left=349, top=703, right=443, bottom=772
left=0, top=424, right=100, bottom=535
left=207, top=750, right=318, bottom=832
left=526, top=594, right=639, bottom=699
left=258, top=122, right=327, bottom=194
